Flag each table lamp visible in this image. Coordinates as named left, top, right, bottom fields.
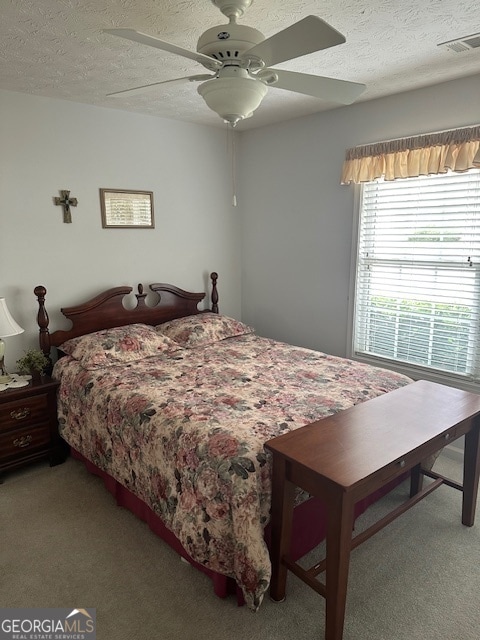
left=0, top=297, right=24, bottom=383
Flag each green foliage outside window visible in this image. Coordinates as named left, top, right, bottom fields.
left=366, top=296, right=471, bottom=373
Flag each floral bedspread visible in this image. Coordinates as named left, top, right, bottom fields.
left=53, top=334, right=412, bottom=610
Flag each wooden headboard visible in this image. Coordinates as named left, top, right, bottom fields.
left=34, top=272, right=219, bottom=357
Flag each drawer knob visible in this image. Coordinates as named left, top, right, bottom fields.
left=13, top=435, right=32, bottom=448
left=398, top=459, right=406, bottom=468
left=10, top=408, right=31, bottom=420
left=444, top=432, right=451, bottom=441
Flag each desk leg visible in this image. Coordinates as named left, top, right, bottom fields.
left=325, top=492, right=355, bottom=640
left=410, top=463, right=424, bottom=497
left=269, top=456, right=295, bottom=602
left=462, top=419, right=480, bottom=526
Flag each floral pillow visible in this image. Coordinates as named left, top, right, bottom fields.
left=156, top=312, right=254, bottom=348
left=60, top=323, right=183, bottom=369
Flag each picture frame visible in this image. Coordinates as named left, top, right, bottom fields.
left=100, top=189, right=155, bottom=229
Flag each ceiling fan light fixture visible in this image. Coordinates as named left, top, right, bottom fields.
left=198, top=74, right=267, bottom=125
left=105, top=5, right=363, bottom=125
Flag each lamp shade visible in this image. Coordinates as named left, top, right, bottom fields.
left=0, top=298, right=24, bottom=337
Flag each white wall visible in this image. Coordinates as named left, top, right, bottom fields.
left=239, top=73, right=480, bottom=357
left=0, top=90, right=241, bottom=370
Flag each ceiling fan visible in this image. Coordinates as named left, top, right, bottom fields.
left=104, top=0, right=365, bottom=126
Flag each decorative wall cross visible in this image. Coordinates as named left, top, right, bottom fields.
left=54, top=190, right=78, bottom=223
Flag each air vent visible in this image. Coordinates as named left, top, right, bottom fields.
left=210, top=50, right=240, bottom=60
left=439, top=33, right=480, bottom=53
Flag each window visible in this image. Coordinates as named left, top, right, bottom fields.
left=352, top=169, right=480, bottom=385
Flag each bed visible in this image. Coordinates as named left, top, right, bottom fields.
left=34, top=273, right=414, bottom=610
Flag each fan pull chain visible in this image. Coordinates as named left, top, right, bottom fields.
left=227, top=123, right=237, bottom=207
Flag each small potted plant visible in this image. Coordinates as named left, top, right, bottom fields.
left=16, top=348, right=50, bottom=382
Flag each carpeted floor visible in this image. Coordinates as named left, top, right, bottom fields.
left=1, top=448, right=479, bottom=640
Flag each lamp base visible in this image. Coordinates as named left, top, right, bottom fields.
left=0, top=345, right=11, bottom=383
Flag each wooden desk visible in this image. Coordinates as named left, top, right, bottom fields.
left=265, top=380, right=480, bottom=640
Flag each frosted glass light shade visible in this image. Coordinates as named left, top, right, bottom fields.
left=198, top=75, right=267, bottom=125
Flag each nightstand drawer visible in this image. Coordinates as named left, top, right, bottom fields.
left=0, top=393, right=49, bottom=431
left=0, top=423, right=51, bottom=460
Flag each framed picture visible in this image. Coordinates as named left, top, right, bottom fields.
left=100, top=189, right=154, bottom=229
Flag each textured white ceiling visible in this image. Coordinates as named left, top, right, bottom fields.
left=1, top=0, right=479, bottom=130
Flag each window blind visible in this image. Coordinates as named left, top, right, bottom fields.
left=353, top=169, right=480, bottom=382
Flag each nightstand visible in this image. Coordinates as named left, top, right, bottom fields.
left=0, top=376, right=67, bottom=482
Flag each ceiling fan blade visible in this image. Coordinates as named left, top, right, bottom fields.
left=106, top=74, right=214, bottom=97
left=270, top=69, right=366, bottom=104
left=244, top=16, right=345, bottom=67
left=103, top=29, right=221, bottom=70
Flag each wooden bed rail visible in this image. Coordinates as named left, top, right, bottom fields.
left=34, top=272, right=219, bottom=357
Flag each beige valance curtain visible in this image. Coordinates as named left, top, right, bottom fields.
left=341, top=125, right=480, bottom=184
